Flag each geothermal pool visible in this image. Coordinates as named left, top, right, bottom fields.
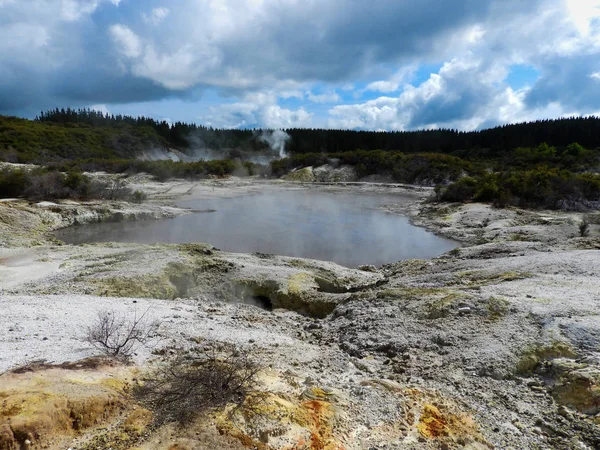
left=56, top=190, right=457, bottom=267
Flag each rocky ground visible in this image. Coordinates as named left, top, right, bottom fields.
left=1, top=176, right=599, bottom=450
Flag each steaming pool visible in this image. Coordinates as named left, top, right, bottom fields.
left=56, top=190, right=457, bottom=267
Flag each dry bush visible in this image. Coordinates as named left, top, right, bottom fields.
left=23, top=171, right=68, bottom=200
left=85, top=308, right=156, bottom=360
left=580, top=218, right=590, bottom=237
left=101, top=178, right=133, bottom=200
left=134, top=344, right=261, bottom=424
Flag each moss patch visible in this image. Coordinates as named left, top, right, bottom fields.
left=88, top=254, right=230, bottom=300
left=456, top=270, right=533, bottom=288
left=377, top=287, right=473, bottom=319
left=90, top=273, right=179, bottom=299
left=283, top=167, right=315, bottom=182
left=516, top=341, right=577, bottom=374
left=486, top=297, right=510, bottom=321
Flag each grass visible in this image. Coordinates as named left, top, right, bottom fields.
left=377, top=287, right=474, bottom=319
left=455, top=270, right=533, bottom=288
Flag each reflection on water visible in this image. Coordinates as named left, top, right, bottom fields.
left=56, top=190, right=457, bottom=267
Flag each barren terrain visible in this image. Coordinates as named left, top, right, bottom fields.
left=1, top=176, right=599, bottom=450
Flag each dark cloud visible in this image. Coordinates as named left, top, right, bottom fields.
left=0, top=0, right=597, bottom=129
left=525, top=56, right=600, bottom=111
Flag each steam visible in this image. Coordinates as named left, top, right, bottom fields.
left=259, top=130, right=290, bottom=158
left=141, top=129, right=292, bottom=163
left=184, top=133, right=222, bottom=161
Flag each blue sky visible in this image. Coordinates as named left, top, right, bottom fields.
left=1, top=0, right=599, bottom=131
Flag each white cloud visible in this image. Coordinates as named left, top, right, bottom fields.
left=307, top=91, right=341, bottom=103
left=61, top=0, right=119, bottom=21
left=89, top=103, right=110, bottom=114
left=199, top=91, right=313, bottom=129
left=364, top=66, right=416, bottom=94
left=329, top=57, right=527, bottom=131
left=143, top=7, right=170, bottom=25
left=261, top=104, right=313, bottom=128
left=109, top=24, right=142, bottom=58
left=565, top=0, right=600, bottom=36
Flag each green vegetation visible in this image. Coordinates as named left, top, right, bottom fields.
left=0, top=114, right=166, bottom=162
left=486, top=297, right=511, bottom=321
left=516, top=341, right=577, bottom=374
left=0, top=167, right=140, bottom=201
left=439, top=166, right=600, bottom=209
left=272, top=150, right=472, bottom=184
left=1, top=109, right=600, bottom=208
left=272, top=145, right=600, bottom=209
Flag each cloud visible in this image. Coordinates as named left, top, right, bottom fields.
left=0, top=0, right=599, bottom=130
left=327, top=54, right=577, bottom=131
left=89, top=103, right=110, bottom=115
left=307, top=91, right=341, bottom=104
left=197, top=90, right=313, bottom=129
left=143, top=7, right=170, bottom=25
left=110, top=24, right=142, bottom=58
left=363, top=66, right=417, bottom=94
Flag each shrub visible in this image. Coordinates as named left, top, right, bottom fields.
left=131, top=190, right=147, bottom=203
left=439, top=167, right=600, bottom=209
left=102, top=179, right=132, bottom=200
left=0, top=168, right=29, bottom=197
left=440, top=177, right=478, bottom=202
left=473, top=174, right=500, bottom=202
left=135, top=344, right=261, bottom=424
left=579, top=219, right=590, bottom=237
left=85, top=309, right=156, bottom=361
left=23, top=171, right=68, bottom=200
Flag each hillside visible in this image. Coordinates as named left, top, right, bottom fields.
left=3, top=110, right=600, bottom=165
left=0, top=115, right=171, bottom=163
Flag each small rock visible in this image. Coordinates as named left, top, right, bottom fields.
left=458, top=307, right=472, bottom=314
left=557, top=406, right=574, bottom=420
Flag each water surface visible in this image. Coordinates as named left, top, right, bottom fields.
left=56, top=190, right=457, bottom=267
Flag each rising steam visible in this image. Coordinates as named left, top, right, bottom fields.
left=259, top=130, right=290, bottom=158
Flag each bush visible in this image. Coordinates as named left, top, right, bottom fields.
left=23, top=171, right=68, bottom=200
left=0, top=168, right=28, bottom=197
left=438, top=167, right=600, bottom=209
left=579, top=219, right=590, bottom=237
left=131, top=190, right=147, bottom=203
left=440, top=177, right=478, bottom=202
left=135, top=344, right=261, bottom=424
left=102, top=179, right=132, bottom=200
left=270, top=150, right=473, bottom=184
left=85, top=309, right=156, bottom=361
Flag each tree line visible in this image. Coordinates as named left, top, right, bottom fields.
left=35, top=108, right=600, bottom=156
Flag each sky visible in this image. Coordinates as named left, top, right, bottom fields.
left=1, top=0, right=600, bottom=131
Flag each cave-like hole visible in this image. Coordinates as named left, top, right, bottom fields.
left=251, top=295, right=273, bottom=311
